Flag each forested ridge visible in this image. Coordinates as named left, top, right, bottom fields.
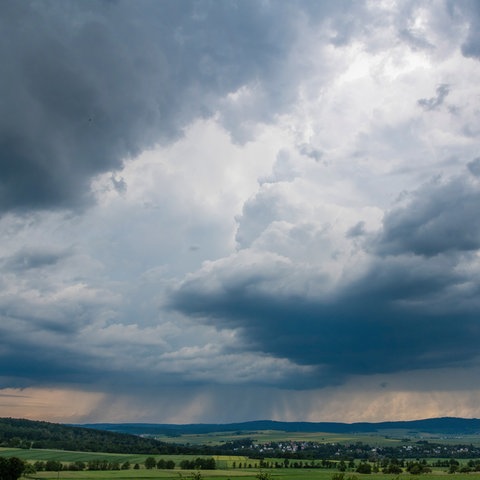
left=82, top=417, right=480, bottom=436
left=3, top=416, right=480, bottom=460
left=0, top=418, right=202, bottom=454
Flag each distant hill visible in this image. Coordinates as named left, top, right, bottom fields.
left=0, top=417, right=194, bottom=454
left=3, top=416, right=480, bottom=456
left=80, top=417, right=480, bottom=436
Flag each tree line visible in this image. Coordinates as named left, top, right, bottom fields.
left=0, top=418, right=212, bottom=455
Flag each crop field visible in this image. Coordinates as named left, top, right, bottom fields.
left=0, top=449, right=253, bottom=467
left=3, top=430, right=480, bottom=480
left=2, top=446, right=480, bottom=480
left=150, top=431, right=400, bottom=446
left=149, top=430, right=480, bottom=447
left=21, top=470, right=480, bottom=480
left=154, top=430, right=366, bottom=446
left=0, top=448, right=150, bottom=464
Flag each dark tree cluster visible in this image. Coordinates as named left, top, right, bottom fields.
left=32, top=459, right=129, bottom=472
left=0, top=417, right=197, bottom=455
left=406, top=461, right=432, bottom=475
left=156, top=458, right=176, bottom=469
left=0, top=457, right=25, bottom=480
left=144, top=456, right=175, bottom=469
left=179, top=457, right=216, bottom=470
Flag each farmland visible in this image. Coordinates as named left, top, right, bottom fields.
left=145, top=431, right=480, bottom=450
left=20, top=472, right=480, bottom=480
left=2, top=446, right=480, bottom=480
left=3, top=418, right=480, bottom=480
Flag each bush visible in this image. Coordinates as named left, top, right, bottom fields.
left=145, top=457, right=157, bottom=469
left=256, top=471, right=272, bottom=480
left=0, top=457, right=26, bottom=480
left=356, top=462, right=372, bottom=474
left=45, top=460, right=62, bottom=471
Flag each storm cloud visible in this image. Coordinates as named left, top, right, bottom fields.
left=1, top=0, right=338, bottom=212
left=170, top=175, right=480, bottom=384
left=2, top=0, right=480, bottom=423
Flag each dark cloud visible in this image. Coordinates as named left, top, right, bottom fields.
left=0, top=347, right=90, bottom=388
left=169, top=253, right=480, bottom=385
left=346, top=221, right=366, bottom=238
left=398, top=28, right=434, bottom=51
left=170, top=172, right=480, bottom=386
left=110, top=175, right=127, bottom=195
left=377, top=176, right=480, bottom=256
left=299, top=144, right=323, bottom=162
left=2, top=0, right=480, bottom=421
left=2, top=247, right=69, bottom=271
left=0, top=1, right=242, bottom=211
left=0, top=0, right=357, bottom=214
left=235, top=187, right=296, bottom=248
left=417, top=84, right=450, bottom=111
left=457, top=0, right=480, bottom=58
left=467, top=157, right=480, bottom=177
left=0, top=315, right=97, bottom=387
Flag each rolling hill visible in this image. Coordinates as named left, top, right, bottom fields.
left=0, top=417, right=190, bottom=454
left=80, top=417, right=480, bottom=436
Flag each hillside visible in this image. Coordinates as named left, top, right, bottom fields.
left=81, top=417, right=480, bottom=436
left=3, top=416, right=480, bottom=456
left=0, top=417, right=192, bottom=454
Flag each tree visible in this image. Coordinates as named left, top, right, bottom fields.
left=33, top=461, right=45, bottom=471
left=256, top=471, right=272, bottom=480
left=406, top=461, right=431, bottom=475
left=23, top=463, right=37, bottom=475
left=45, top=460, right=62, bottom=471
left=356, top=462, right=372, bottom=474
left=144, top=457, right=157, bottom=469
left=383, top=463, right=402, bottom=474
left=0, top=457, right=26, bottom=480
left=180, top=459, right=194, bottom=469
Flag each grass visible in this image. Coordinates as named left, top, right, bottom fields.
left=150, top=431, right=403, bottom=447
left=23, top=471, right=480, bottom=480
left=148, top=429, right=480, bottom=448
left=0, top=449, right=260, bottom=470
left=3, top=447, right=464, bottom=480
left=3, top=444, right=480, bottom=480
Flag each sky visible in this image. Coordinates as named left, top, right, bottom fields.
left=1, top=0, right=480, bottom=425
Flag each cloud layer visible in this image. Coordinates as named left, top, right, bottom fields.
left=1, top=0, right=480, bottom=423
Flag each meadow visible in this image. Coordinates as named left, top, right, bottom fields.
left=1, top=447, right=479, bottom=480
left=150, top=430, right=480, bottom=447
left=3, top=428, right=480, bottom=480
left=15, top=469, right=480, bottom=480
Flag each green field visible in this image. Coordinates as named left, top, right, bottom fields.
left=0, top=449, right=255, bottom=469
left=149, top=430, right=480, bottom=447
left=2, top=447, right=468, bottom=479
left=151, top=431, right=403, bottom=447
left=21, top=471, right=480, bottom=480
left=3, top=439, right=480, bottom=480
